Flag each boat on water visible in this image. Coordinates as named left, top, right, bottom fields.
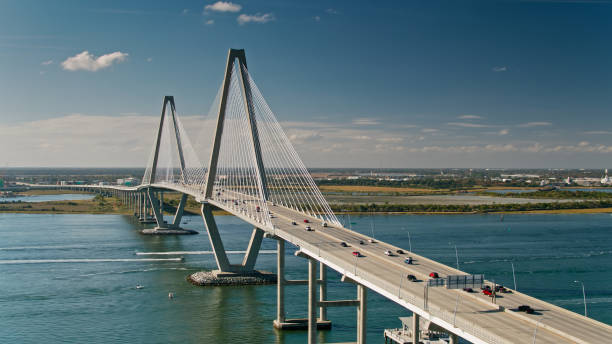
left=135, top=285, right=144, bottom=289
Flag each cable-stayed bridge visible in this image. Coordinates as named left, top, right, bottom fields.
left=34, top=49, right=612, bottom=344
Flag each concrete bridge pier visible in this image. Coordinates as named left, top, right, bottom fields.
left=187, top=203, right=275, bottom=285
left=272, top=245, right=331, bottom=332
left=141, top=189, right=197, bottom=235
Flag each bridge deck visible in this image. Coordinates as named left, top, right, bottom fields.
left=260, top=203, right=612, bottom=344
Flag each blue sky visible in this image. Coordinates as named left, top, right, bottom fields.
left=1, top=0, right=611, bottom=168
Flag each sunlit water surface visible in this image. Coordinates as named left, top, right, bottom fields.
left=1, top=212, right=611, bottom=343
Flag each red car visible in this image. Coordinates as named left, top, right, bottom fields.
left=429, top=272, right=439, bottom=279
left=352, top=251, right=361, bottom=257
left=303, top=219, right=310, bottom=223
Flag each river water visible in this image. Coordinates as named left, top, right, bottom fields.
left=0, top=213, right=610, bottom=343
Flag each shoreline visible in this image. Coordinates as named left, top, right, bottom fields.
left=3, top=207, right=612, bottom=216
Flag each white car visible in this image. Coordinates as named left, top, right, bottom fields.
left=384, top=250, right=392, bottom=256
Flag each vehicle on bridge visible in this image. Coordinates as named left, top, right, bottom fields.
left=429, top=272, right=440, bottom=279
left=352, top=251, right=361, bottom=257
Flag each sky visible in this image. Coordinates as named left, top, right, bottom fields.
left=1, top=0, right=611, bottom=168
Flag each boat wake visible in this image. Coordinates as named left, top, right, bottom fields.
left=135, top=250, right=277, bottom=255
left=0, top=258, right=183, bottom=264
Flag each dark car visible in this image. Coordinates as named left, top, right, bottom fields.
left=407, top=274, right=417, bottom=282
left=340, top=242, right=348, bottom=247
left=463, top=287, right=474, bottom=293
left=359, top=240, right=365, bottom=245
left=429, top=272, right=439, bottom=279
left=396, top=249, right=404, bottom=254
left=517, top=305, right=534, bottom=314
left=404, top=257, right=413, bottom=264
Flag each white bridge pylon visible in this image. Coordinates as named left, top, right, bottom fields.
left=139, top=48, right=339, bottom=271
left=204, top=49, right=340, bottom=229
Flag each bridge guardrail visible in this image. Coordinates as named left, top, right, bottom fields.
left=284, top=233, right=513, bottom=344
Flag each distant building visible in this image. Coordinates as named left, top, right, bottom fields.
left=601, top=169, right=612, bottom=185
left=117, top=177, right=139, bottom=186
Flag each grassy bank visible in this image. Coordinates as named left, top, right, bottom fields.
left=18, top=189, right=91, bottom=196
left=478, top=190, right=612, bottom=200
left=330, top=200, right=612, bottom=214
left=0, top=194, right=229, bottom=215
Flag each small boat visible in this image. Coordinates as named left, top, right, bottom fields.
left=168, top=292, right=174, bottom=299
left=136, top=285, right=144, bottom=289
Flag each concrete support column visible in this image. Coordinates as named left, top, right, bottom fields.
left=201, top=204, right=231, bottom=271
left=138, top=193, right=142, bottom=218
left=412, top=313, right=420, bottom=344
left=449, top=333, right=459, bottom=344
left=276, top=239, right=285, bottom=324
left=357, top=284, right=367, bottom=344
left=159, top=191, right=163, bottom=214
left=172, top=193, right=188, bottom=226
left=308, top=258, right=317, bottom=344
left=319, top=262, right=327, bottom=322
left=143, top=192, right=148, bottom=219
left=241, top=227, right=264, bottom=270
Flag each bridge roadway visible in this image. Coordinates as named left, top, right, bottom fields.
left=208, top=193, right=612, bottom=344
left=26, top=183, right=612, bottom=343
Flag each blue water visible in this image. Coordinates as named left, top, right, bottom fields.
left=0, top=213, right=611, bottom=343
left=0, top=193, right=93, bottom=203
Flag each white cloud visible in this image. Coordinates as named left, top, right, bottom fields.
left=0, top=114, right=215, bottom=167
left=352, top=135, right=371, bottom=140
left=498, top=129, right=509, bottom=135
left=421, top=128, right=438, bottom=133
left=583, top=131, right=612, bottom=135
left=204, top=1, right=242, bottom=12
left=205, top=19, right=215, bottom=25
left=458, top=115, right=482, bottom=120
left=492, top=66, right=508, bottom=72
left=41, top=60, right=53, bottom=65
left=237, top=13, right=275, bottom=25
left=313, top=16, right=321, bottom=21
left=325, top=8, right=338, bottom=14
left=146, top=57, right=153, bottom=62
left=61, top=51, right=128, bottom=72
left=376, top=137, right=403, bottom=143
left=287, top=130, right=322, bottom=144
left=352, top=118, right=379, bottom=126
left=517, top=121, right=552, bottom=127
left=447, top=122, right=491, bottom=128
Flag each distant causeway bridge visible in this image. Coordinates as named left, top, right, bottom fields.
left=30, top=49, right=612, bottom=344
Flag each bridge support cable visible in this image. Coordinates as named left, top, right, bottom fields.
left=242, top=62, right=340, bottom=226
left=204, top=49, right=272, bottom=228
left=202, top=48, right=340, bottom=230
left=142, top=96, right=205, bottom=195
